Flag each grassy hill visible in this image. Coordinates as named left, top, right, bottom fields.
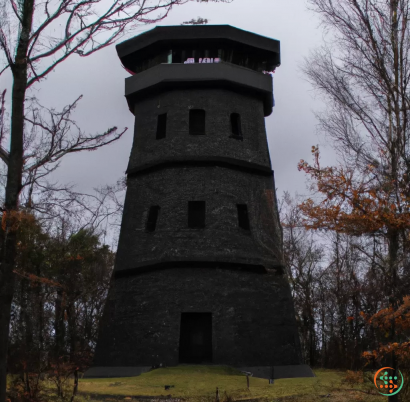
left=76, top=365, right=382, bottom=402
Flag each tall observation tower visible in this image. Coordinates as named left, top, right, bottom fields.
left=89, top=25, right=313, bottom=380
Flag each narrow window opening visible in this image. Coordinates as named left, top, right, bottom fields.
left=237, top=204, right=250, bottom=231
left=172, top=50, right=182, bottom=64
left=188, top=201, right=205, bottom=228
left=230, top=113, right=242, bottom=138
left=156, top=113, right=167, bottom=140
left=146, top=206, right=160, bottom=232
left=189, top=109, right=206, bottom=135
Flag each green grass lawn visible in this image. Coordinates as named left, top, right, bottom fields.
left=76, top=365, right=383, bottom=402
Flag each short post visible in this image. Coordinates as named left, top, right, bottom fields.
left=269, top=366, right=274, bottom=384
left=246, top=374, right=250, bottom=390
left=216, top=387, right=219, bottom=402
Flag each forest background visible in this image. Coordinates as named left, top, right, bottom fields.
left=0, top=0, right=409, bottom=402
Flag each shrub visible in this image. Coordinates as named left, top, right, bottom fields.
left=343, top=370, right=364, bottom=385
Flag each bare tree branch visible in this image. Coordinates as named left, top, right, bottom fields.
left=21, top=94, right=127, bottom=182
left=0, top=89, right=9, bottom=166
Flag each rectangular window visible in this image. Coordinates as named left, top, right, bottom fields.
left=230, top=113, right=242, bottom=137
left=188, top=201, right=205, bottom=228
left=189, top=109, right=206, bottom=135
left=156, top=113, right=167, bottom=140
left=146, top=206, right=160, bottom=232
left=237, top=204, right=250, bottom=231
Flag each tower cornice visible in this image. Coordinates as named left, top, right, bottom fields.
left=126, top=157, right=273, bottom=177
left=114, top=259, right=285, bottom=279
left=124, top=62, right=274, bottom=116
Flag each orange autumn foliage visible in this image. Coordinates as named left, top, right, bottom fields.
left=368, top=296, right=410, bottom=335
left=297, top=146, right=410, bottom=235
left=343, top=370, right=364, bottom=385
left=1, top=210, right=36, bottom=232
left=66, top=254, right=83, bottom=261
left=12, top=269, right=64, bottom=290
left=362, top=296, right=410, bottom=365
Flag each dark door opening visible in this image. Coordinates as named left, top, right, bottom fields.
left=179, top=313, right=212, bottom=363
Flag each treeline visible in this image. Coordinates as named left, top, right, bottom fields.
left=286, top=4, right=410, bottom=402
left=4, top=213, right=114, bottom=400
left=281, top=194, right=410, bottom=371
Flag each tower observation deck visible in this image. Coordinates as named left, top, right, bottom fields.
left=89, top=25, right=313, bottom=380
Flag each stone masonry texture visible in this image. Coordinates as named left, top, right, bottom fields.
left=95, top=267, right=301, bottom=367
left=127, top=89, right=272, bottom=172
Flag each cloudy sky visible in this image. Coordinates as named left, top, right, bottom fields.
left=1, top=0, right=337, bottom=229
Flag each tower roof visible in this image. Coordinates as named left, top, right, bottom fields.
left=116, top=25, right=280, bottom=72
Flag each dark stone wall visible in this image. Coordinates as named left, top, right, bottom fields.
left=93, top=82, right=302, bottom=370
left=94, top=267, right=302, bottom=367
left=127, top=89, right=271, bottom=172
left=115, top=166, right=283, bottom=273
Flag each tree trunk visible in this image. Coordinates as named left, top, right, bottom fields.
left=388, top=230, right=399, bottom=402
left=0, top=69, right=28, bottom=402
left=0, top=1, right=34, bottom=398
left=54, top=288, right=65, bottom=358
left=67, top=301, right=77, bottom=360
left=36, top=265, right=45, bottom=367
left=70, top=369, right=79, bottom=402
left=321, top=299, right=326, bottom=368
left=389, top=353, right=399, bottom=402
left=19, top=279, right=32, bottom=394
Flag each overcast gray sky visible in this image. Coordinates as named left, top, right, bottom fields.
left=1, top=0, right=337, bottom=219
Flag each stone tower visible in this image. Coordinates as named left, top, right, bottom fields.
left=89, top=25, right=312, bottom=379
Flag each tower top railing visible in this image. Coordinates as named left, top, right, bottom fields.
left=116, top=25, right=280, bottom=76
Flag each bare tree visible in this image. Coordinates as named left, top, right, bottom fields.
left=281, top=192, right=388, bottom=370
left=280, top=192, right=324, bottom=366
left=302, top=0, right=410, bottom=288
left=302, top=1, right=410, bottom=399
left=0, top=0, right=232, bottom=399
left=20, top=94, right=126, bottom=227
